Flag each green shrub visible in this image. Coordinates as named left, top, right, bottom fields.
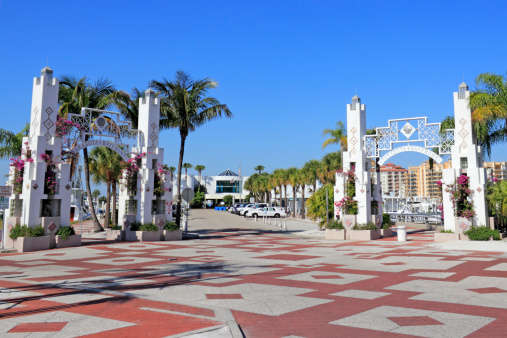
left=56, top=226, right=75, bottom=240
left=327, top=220, right=344, bottom=230
left=464, top=226, right=500, bottom=241
left=352, top=222, right=378, bottom=230
left=440, top=229, right=454, bottom=233
left=109, top=225, right=122, bottom=230
left=9, top=224, right=45, bottom=239
left=382, top=213, right=391, bottom=227
left=164, top=221, right=179, bottom=231
left=139, top=223, right=158, bottom=232
left=129, top=221, right=142, bottom=231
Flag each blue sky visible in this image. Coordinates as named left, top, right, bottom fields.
left=1, top=0, right=507, bottom=193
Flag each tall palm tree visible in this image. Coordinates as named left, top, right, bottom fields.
left=303, top=159, right=320, bottom=194
left=0, top=123, right=30, bottom=159
left=183, top=163, right=193, bottom=188
left=318, top=152, right=341, bottom=185
left=322, top=121, right=347, bottom=169
left=109, top=88, right=144, bottom=129
left=151, top=71, right=232, bottom=226
left=298, top=167, right=313, bottom=219
left=287, top=167, right=300, bottom=218
left=271, top=169, right=285, bottom=208
left=58, top=75, right=116, bottom=232
left=194, top=164, right=205, bottom=186
left=88, top=147, right=123, bottom=228
left=168, top=166, right=176, bottom=182
left=254, top=165, right=265, bottom=174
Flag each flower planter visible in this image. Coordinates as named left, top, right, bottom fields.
left=347, top=230, right=381, bottom=241
left=13, top=235, right=50, bottom=253
left=381, top=229, right=393, bottom=238
left=325, top=229, right=346, bottom=240
left=106, top=229, right=125, bottom=241
left=125, top=230, right=160, bottom=242
left=434, top=232, right=460, bottom=242
left=163, top=229, right=183, bottom=241
left=55, top=234, right=82, bottom=248
left=342, top=215, right=357, bottom=229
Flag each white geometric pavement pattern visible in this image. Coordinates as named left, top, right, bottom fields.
left=386, top=276, right=507, bottom=309
left=0, top=311, right=135, bottom=337
left=330, top=306, right=495, bottom=338
left=277, top=271, right=377, bottom=285
left=126, top=283, right=332, bottom=316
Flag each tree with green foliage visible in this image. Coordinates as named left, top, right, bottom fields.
left=223, top=195, right=233, bottom=206
left=322, top=121, right=347, bottom=169
left=487, top=180, right=507, bottom=229
left=306, top=184, right=334, bottom=228
left=287, top=167, right=299, bottom=217
left=0, top=123, right=29, bottom=159
left=318, top=152, right=341, bottom=185
left=191, top=190, right=205, bottom=208
left=88, top=147, right=123, bottom=229
left=254, top=165, right=265, bottom=174
left=194, top=164, right=205, bottom=186
left=151, top=71, right=232, bottom=226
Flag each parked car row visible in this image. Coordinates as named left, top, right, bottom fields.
left=229, top=203, right=287, bottom=218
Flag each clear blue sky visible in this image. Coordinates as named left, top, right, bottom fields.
left=1, top=0, right=507, bottom=193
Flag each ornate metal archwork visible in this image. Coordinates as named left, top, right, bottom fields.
left=364, top=117, right=455, bottom=159
left=64, top=108, right=142, bottom=156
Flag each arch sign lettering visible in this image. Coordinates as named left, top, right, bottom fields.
left=378, top=145, right=443, bottom=165
left=68, top=139, right=129, bottom=162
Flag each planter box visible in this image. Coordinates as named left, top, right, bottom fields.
left=381, top=229, right=393, bottom=238
left=55, top=234, right=81, bottom=248
left=434, top=232, right=459, bottom=242
left=325, top=229, right=346, bottom=240
left=163, top=229, right=183, bottom=241
left=13, top=235, right=50, bottom=253
left=342, top=215, right=357, bottom=229
left=125, top=230, right=160, bottom=242
left=106, top=229, right=125, bottom=241
left=347, top=230, right=381, bottom=241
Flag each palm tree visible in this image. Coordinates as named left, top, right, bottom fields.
left=487, top=180, right=507, bottom=228
left=183, top=163, right=193, bottom=188
left=0, top=123, right=30, bottom=159
left=168, top=166, right=176, bottom=182
left=88, top=147, right=123, bottom=228
left=194, top=165, right=205, bottom=186
left=298, top=167, right=313, bottom=219
left=322, top=121, right=347, bottom=169
left=59, top=75, right=116, bottom=232
left=109, top=88, right=144, bottom=129
left=287, top=167, right=299, bottom=217
left=151, top=71, right=232, bottom=226
left=318, top=152, right=341, bottom=185
left=254, top=165, right=265, bottom=174
left=303, top=159, right=320, bottom=194
left=271, top=169, right=285, bottom=208
left=92, top=189, right=101, bottom=207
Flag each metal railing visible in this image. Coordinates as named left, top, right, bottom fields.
left=388, top=212, right=442, bottom=225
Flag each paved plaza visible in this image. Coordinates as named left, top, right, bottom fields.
left=1, top=210, right=507, bottom=337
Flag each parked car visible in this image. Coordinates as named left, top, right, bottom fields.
left=236, top=204, right=253, bottom=215
left=250, top=207, right=286, bottom=218
left=243, top=203, right=269, bottom=217
left=230, top=203, right=246, bottom=214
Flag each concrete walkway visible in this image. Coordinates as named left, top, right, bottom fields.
left=0, top=209, right=506, bottom=337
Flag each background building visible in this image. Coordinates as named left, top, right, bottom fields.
left=379, top=163, right=407, bottom=197
left=484, top=161, right=507, bottom=181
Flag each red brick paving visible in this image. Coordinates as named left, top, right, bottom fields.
left=1, top=226, right=507, bottom=337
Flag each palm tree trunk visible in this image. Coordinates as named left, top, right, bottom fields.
left=112, top=180, right=117, bottom=225
left=83, top=147, right=103, bottom=232
left=284, top=185, right=288, bottom=213
left=292, top=186, right=296, bottom=218
left=104, top=181, right=111, bottom=229
left=301, top=184, right=306, bottom=219
left=175, top=136, right=186, bottom=226
left=278, top=185, right=282, bottom=207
